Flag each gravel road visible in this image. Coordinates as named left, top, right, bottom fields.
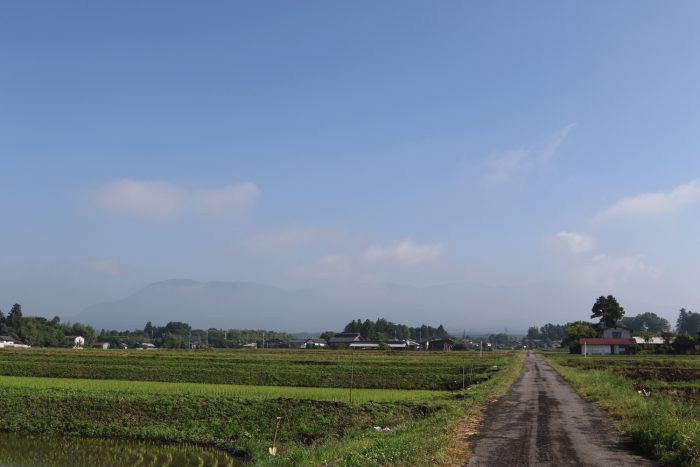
left=464, top=351, right=659, bottom=466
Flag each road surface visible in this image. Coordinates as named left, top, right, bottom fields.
left=464, top=352, right=659, bottom=466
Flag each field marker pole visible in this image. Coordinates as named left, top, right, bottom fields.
left=462, top=367, right=465, bottom=390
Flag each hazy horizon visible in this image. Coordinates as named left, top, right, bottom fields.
left=2, top=2, right=700, bottom=331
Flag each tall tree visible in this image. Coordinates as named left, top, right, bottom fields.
left=676, top=308, right=700, bottom=337
left=7, top=304, right=23, bottom=329
left=590, top=295, right=625, bottom=329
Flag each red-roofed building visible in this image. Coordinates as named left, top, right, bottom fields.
left=579, top=337, right=636, bottom=355
left=580, top=327, right=635, bottom=355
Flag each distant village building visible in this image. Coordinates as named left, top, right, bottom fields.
left=427, top=338, right=455, bottom=351
left=349, top=341, right=381, bottom=350
left=387, top=339, right=420, bottom=350
left=632, top=336, right=667, bottom=346
left=328, top=333, right=361, bottom=348
left=305, top=338, right=327, bottom=348
left=580, top=327, right=635, bottom=355
left=346, top=339, right=420, bottom=351
left=0, top=336, right=31, bottom=349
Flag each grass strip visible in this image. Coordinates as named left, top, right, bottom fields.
left=0, top=376, right=441, bottom=403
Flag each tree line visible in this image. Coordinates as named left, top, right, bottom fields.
left=342, top=318, right=450, bottom=342
left=0, top=304, right=96, bottom=347
left=100, top=321, right=293, bottom=349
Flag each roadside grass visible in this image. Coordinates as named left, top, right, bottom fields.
left=0, top=349, right=523, bottom=464
left=543, top=352, right=700, bottom=466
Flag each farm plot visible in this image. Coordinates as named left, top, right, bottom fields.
left=0, top=348, right=511, bottom=390
left=0, top=349, right=522, bottom=465
left=544, top=353, right=700, bottom=466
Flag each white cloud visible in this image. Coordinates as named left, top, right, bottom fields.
left=574, top=254, right=662, bottom=288
left=251, top=226, right=352, bottom=251
left=298, top=238, right=444, bottom=282
left=594, top=180, right=700, bottom=222
left=190, top=183, right=261, bottom=212
left=484, top=124, right=575, bottom=181
left=550, top=231, right=594, bottom=254
left=539, top=123, right=576, bottom=164
left=485, top=149, right=533, bottom=181
left=85, top=259, right=126, bottom=275
left=362, top=239, right=444, bottom=264
left=94, top=179, right=260, bottom=220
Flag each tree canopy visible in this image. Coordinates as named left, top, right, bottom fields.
left=343, top=318, right=450, bottom=341
left=620, top=312, right=670, bottom=334
left=590, top=295, right=625, bottom=329
left=676, top=308, right=700, bottom=337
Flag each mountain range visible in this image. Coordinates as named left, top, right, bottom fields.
left=73, top=278, right=605, bottom=333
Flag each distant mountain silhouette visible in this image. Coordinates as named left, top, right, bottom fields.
left=76, top=278, right=596, bottom=332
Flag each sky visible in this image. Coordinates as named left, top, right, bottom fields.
left=2, top=1, right=700, bottom=330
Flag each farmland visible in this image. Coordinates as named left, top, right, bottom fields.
left=543, top=353, right=700, bottom=466
left=0, top=348, right=522, bottom=465
left=0, top=348, right=508, bottom=390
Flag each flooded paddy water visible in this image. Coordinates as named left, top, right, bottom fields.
left=0, top=432, right=238, bottom=466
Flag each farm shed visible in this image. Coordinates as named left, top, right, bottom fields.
left=349, top=341, right=381, bottom=350
left=579, top=337, right=636, bottom=355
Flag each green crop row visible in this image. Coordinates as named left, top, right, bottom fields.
left=0, top=376, right=442, bottom=403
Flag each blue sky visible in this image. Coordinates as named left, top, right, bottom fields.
left=2, top=2, right=700, bottom=328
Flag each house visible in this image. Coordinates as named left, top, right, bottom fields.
left=602, top=327, right=632, bottom=339
left=580, top=328, right=635, bottom=355
left=427, top=338, right=455, bottom=351
left=328, top=333, right=361, bottom=348
left=92, top=342, right=110, bottom=350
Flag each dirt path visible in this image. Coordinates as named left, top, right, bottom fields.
left=463, top=352, right=659, bottom=466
